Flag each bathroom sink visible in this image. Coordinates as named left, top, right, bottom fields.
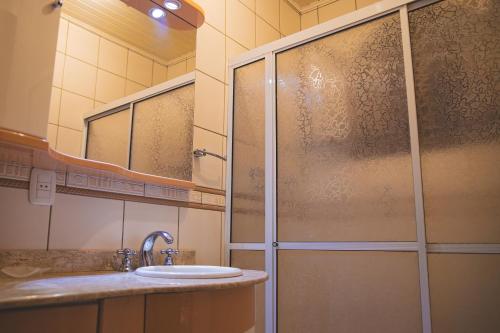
left=135, top=265, right=243, bottom=279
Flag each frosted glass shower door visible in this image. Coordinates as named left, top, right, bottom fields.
left=228, top=1, right=500, bottom=332
left=275, top=12, right=422, bottom=333
left=229, top=59, right=267, bottom=333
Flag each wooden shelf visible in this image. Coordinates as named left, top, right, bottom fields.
left=0, top=128, right=226, bottom=211
left=0, top=128, right=196, bottom=190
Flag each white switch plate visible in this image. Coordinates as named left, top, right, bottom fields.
left=29, top=168, right=56, bottom=205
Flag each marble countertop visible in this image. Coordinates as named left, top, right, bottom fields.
left=0, top=270, right=268, bottom=310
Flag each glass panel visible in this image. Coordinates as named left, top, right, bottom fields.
left=231, top=60, right=266, bottom=243
left=86, top=109, right=130, bottom=168
left=130, top=84, right=194, bottom=180
left=230, top=250, right=265, bottom=333
left=428, top=254, right=500, bottom=333
left=277, top=250, right=422, bottom=333
left=409, top=0, right=500, bottom=243
left=276, top=14, right=416, bottom=242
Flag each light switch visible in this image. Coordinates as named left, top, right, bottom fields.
left=29, top=168, right=56, bottom=205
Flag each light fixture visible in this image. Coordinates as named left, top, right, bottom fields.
left=164, top=0, right=181, bottom=11
left=149, top=7, right=166, bottom=19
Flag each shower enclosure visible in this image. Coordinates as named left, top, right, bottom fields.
left=226, top=0, right=499, bottom=332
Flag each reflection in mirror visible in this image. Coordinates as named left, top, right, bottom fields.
left=48, top=0, right=197, bottom=180
left=86, top=107, right=131, bottom=168
left=84, top=77, right=195, bottom=181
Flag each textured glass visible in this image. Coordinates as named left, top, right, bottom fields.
left=428, top=254, right=500, bottom=333
left=277, top=250, right=422, bottom=333
left=130, top=84, right=194, bottom=180
left=276, top=14, right=416, bottom=241
left=231, top=60, right=266, bottom=243
left=410, top=0, right=500, bottom=243
left=230, top=250, right=265, bottom=333
left=86, top=109, right=130, bottom=168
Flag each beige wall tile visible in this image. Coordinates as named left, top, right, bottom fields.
left=194, top=71, right=225, bottom=134
left=59, top=90, right=94, bottom=131
left=49, top=194, right=123, bottom=250
left=240, top=0, right=256, bottom=11
left=196, top=23, right=226, bottom=82
left=95, top=69, right=126, bottom=103
left=280, top=0, right=300, bottom=36
left=318, top=0, right=356, bottom=23
left=94, top=101, right=105, bottom=108
left=47, top=124, right=58, bottom=148
left=62, top=56, right=97, bottom=99
left=179, top=208, right=222, bottom=265
left=98, top=38, right=128, bottom=77
left=56, top=126, right=82, bottom=157
left=152, top=62, right=167, bottom=85
left=57, top=18, right=68, bottom=53
left=256, top=16, right=280, bottom=46
left=226, top=0, right=256, bottom=49
left=186, top=57, right=196, bottom=72
left=167, top=61, right=187, bottom=80
left=256, top=0, right=279, bottom=30
left=192, top=127, right=224, bottom=189
left=127, top=51, right=153, bottom=87
left=66, top=23, right=99, bottom=65
left=49, top=87, right=61, bottom=125
left=301, top=9, right=318, bottom=30
left=52, top=51, right=65, bottom=88
left=225, top=37, right=248, bottom=82
left=123, top=202, right=179, bottom=250
left=125, top=80, right=146, bottom=96
left=196, top=0, right=225, bottom=32
left=356, top=0, right=381, bottom=8
left=0, top=187, right=50, bottom=249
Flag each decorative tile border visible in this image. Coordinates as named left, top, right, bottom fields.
left=201, top=192, right=225, bottom=207
left=0, top=161, right=31, bottom=181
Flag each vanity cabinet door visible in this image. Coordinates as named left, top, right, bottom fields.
left=145, top=287, right=255, bottom=333
left=0, top=303, right=98, bottom=333
left=99, top=295, right=145, bottom=333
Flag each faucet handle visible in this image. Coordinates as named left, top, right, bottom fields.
left=116, top=248, right=136, bottom=272
left=160, top=248, right=179, bottom=266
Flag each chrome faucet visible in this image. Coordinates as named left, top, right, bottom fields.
left=139, top=231, right=175, bottom=267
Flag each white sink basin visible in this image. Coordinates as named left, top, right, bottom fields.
left=135, top=265, right=243, bottom=279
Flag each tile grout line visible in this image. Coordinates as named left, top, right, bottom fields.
left=46, top=205, right=53, bottom=251
left=121, top=201, right=125, bottom=249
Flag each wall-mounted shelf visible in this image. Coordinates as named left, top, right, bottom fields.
left=0, top=128, right=225, bottom=211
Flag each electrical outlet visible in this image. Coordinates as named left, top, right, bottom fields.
left=29, top=168, right=56, bottom=205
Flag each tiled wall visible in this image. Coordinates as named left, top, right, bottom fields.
left=48, top=14, right=195, bottom=156
left=192, top=0, right=301, bottom=190
left=0, top=0, right=383, bottom=265
left=191, top=0, right=302, bottom=259
left=300, top=0, right=381, bottom=29
left=0, top=187, right=223, bottom=265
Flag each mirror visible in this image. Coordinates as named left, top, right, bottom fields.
left=48, top=0, right=198, bottom=181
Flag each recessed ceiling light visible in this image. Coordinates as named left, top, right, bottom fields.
left=149, top=8, right=166, bottom=19
left=164, top=0, right=181, bottom=10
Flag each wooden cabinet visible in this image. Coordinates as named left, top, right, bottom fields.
left=0, top=303, right=98, bottom=333
left=145, top=286, right=255, bottom=333
left=99, top=295, right=145, bottom=333
left=0, top=286, right=256, bottom=333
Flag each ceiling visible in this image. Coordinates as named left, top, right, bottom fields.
left=62, top=0, right=196, bottom=63
left=291, top=0, right=322, bottom=9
